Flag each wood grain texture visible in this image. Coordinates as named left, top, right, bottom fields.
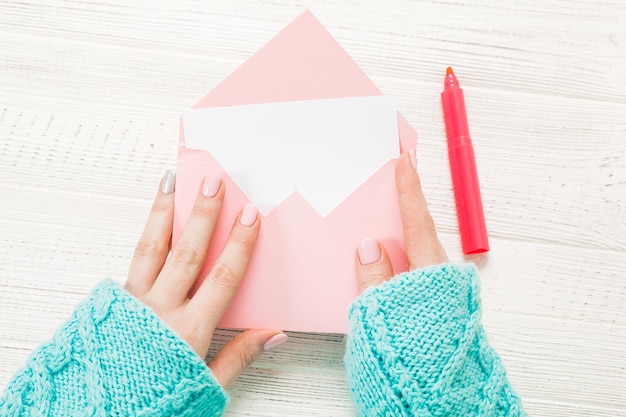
left=1, top=0, right=625, bottom=415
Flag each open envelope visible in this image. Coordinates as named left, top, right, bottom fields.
left=175, top=10, right=417, bottom=333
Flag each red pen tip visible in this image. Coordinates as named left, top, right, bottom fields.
left=446, top=66, right=454, bottom=75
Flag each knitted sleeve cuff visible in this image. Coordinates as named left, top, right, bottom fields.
left=0, top=279, right=227, bottom=417
left=345, top=264, right=527, bottom=417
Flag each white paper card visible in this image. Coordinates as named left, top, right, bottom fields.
left=182, top=96, right=399, bottom=216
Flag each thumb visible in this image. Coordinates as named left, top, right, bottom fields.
left=208, top=329, right=287, bottom=389
left=356, top=238, right=394, bottom=294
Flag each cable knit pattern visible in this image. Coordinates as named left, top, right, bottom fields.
left=0, top=279, right=227, bottom=417
left=345, top=263, right=527, bottom=417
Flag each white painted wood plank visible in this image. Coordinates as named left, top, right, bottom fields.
left=0, top=1, right=624, bottom=115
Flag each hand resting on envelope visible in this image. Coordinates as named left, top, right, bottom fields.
left=345, top=151, right=528, bottom=416
left=355, top=150, right=448, bottom=291
left=0, top=169, right=286, bottom=415
left=124, top=171, right=285, bottom=389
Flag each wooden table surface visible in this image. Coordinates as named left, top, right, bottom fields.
left=1, top=1, right=625, bottom=415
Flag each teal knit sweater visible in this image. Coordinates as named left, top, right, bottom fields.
left=0, top=280, right=227, bottom=416
left=1, top=264, right=526, bottom=416
left=345, top=263, right=527, bottom=416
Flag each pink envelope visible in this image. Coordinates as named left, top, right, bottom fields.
left=175, top=10, right=417, bottom=333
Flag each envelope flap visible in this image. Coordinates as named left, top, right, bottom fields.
left=194, top=10, right=380, bottom=109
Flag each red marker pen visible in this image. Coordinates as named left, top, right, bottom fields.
left=441, top=67, right=489, bottom=254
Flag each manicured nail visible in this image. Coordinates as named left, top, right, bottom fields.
left=202, top=173, right=221, bottom=198
left=358, top=238, right=381, bottom=265
left=263, top=333, right=288, bottom=351
left=409, top=148, right=417, bottom=170
left=240, top=203, right=258, bottom=227
left=161, top=170, right=176, bottom=194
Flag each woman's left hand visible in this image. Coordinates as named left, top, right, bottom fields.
left=124, top=171, right=286, bottom=389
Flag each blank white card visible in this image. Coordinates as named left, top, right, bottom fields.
left=182, top=96, right=399, bottom=216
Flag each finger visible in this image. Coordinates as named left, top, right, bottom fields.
left=190, top=203, right=260, bottom=326
left=152, top=173, right=224, bottom=304
left=396, top=151, right=448, bottom=269
left=208, top=330, right=286, bottom=389
left=126, top=170, right=176, bottom=296
left=355, top=238, right=394, bottom=293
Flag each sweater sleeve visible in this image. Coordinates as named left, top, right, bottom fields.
left=0, top=279, right=227, bottom=417
left=345, top=263, right=527, bottom=417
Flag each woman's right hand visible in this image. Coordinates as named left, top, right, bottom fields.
left=355, top=150, right=449, bottom=293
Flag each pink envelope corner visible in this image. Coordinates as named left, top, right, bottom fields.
left=175, top=10, right=417, bottom=333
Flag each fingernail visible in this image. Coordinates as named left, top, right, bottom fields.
left=409, top=148, right=417, bottom=170
left=240, top=203, right=258, bottom=227
left=263, top=333, right=288, bottom=351
left=161, top=170, right=176, bottom=194
left=358, top=238, right=381, bottom=265
left=202, top=173, right=221, bottom=198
